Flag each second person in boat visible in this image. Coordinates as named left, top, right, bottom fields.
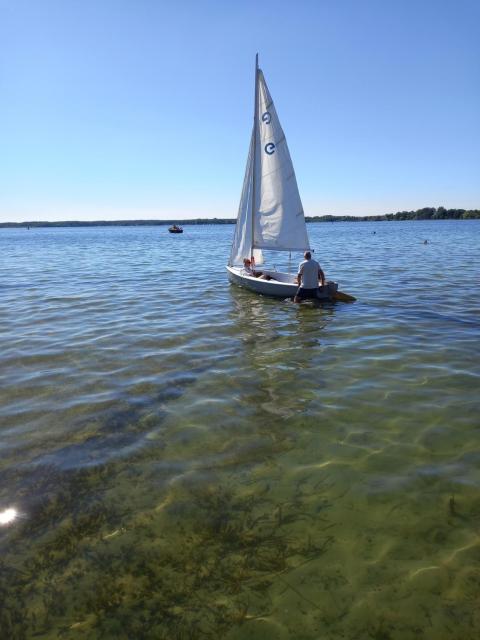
left=294, top=251, right=326, bottom=302
left=242, top=258, right=276, bottom=280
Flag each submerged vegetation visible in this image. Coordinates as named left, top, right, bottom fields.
left=2, top=383, right=479, bottom=639
left=0, top=431, right=335, bottom=639
left=0, top=375, right=340, bottom=640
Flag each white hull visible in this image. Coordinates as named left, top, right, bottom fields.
left=226, top=266, right=337, bottom=299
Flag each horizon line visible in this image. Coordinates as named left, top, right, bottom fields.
left=1, top=207, right=479, bottom=228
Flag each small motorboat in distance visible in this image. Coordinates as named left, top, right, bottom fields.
left=168, top=225, right=183, bottom=234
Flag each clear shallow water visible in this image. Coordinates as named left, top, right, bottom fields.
left=0, top=220, right=479, bottom=639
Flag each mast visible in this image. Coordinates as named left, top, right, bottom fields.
left=250, top=53, right=259, bottom=261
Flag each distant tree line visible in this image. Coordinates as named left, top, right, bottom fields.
left=0, top=218, right=236, bottom=228
left=307, top=207, right=480, bottom=222
left=0, top=207, right=478, bottom=228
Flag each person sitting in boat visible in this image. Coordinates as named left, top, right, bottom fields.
left=242, top=258, right=274, bottom=280
left=294, top=251, right=325, bottom=302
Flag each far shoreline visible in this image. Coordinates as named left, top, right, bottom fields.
left=1, top=207, right=479, bottom=228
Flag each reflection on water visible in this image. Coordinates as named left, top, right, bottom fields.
left=0, top=221, right=479, bottom=639
left=0, top=507, right=18, bottom=525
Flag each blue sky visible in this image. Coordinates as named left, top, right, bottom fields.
left=1, top=0, right=479, bottom=221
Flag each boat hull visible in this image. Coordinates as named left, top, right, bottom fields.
left=226, top=266, right=337, bottom=299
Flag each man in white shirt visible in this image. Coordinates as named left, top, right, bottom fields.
left=294, top=251, right=325, bottom=303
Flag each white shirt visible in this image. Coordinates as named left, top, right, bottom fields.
left=298, top=258, right=321, bottom=288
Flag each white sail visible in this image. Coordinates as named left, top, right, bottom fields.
left=229, top=58, right=309, bottom=266
left=253, top=70, right=310, bottom=252
left=229, top=130, right=264, bottom=266
left=226, top=57, right=342, bottom=302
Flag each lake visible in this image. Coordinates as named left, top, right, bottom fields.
left=1, top=220, right=479, bottom=639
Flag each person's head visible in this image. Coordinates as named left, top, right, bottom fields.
left=304, top=251, right=311, bottom=260
left=243, top=258, right=251, bottom=267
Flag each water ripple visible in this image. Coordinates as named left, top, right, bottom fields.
left=0, top=221, right=479, bottom=638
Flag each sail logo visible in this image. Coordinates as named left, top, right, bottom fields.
left=262, top=112, right=271, bottom=124
left=264, top=143, right=276, bottom=155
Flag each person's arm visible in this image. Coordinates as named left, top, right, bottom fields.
left=296, top=266, right=303, bottom=285
left=318, top=267, right=325, bottom=286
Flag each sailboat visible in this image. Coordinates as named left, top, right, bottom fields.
left=227, top=55, right=342, bottom=300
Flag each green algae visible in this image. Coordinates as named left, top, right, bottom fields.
left=2, top=392, right=480, bottom=640
left=0, top=382, right=337, bottom=640
left=0, top=459, right=335, bottom=639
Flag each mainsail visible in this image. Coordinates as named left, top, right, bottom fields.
left=229, top=57, right=310, bottom=266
